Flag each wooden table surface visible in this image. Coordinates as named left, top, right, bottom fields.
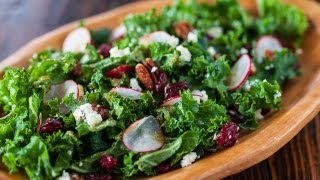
left=0, top=0, right=319, bottom=179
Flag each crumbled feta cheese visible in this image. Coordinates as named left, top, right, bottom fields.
left=187, top=31, right=198, bottom=43
left=176, top=45, right=192, bottom=62
left=57, top=171, right=71, bottom=180
left=130, top=78, right=142, bottom=91
left=265, top=64, right=274, bottom=70
left=67, top=150, right=72, bottom=155
left=295, top=48, right=303, bottom=55
left=238, top=47, right=248, bottom=55
left=274, top=91, right=282, bottom=99
left=140, top=31, right=179, bottom=47
left=192, top=90, right=208, bottom=103
left=180, top=152, right=198, bottom=167
left=243, top=81, right=251, bottom=91
left=109, top=46, right=131, bottom=58
left=79, top=162, right=83, bottom=167
left=207, top=27, right=223, bottom=38
left=207, top=46, right=217, bottom=56
left=151, top=67, right=158, bottom=73
left=73, top=103, right=103, bottom=128
left=255, top=109, right=264, bottom=120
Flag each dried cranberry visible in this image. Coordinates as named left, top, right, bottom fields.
left=85, top=174, right=112, bottom=180
left=99, top=155, right=117, bottom=171
left=98, top=44, right=112, bottom=58
left=156, top=162, right=171, bottom=174
left=72, top=62, right=83, bottom=77
left=164, top=81, right=189, bottom=99
left=105, top=65, right=133, bottom=79
left=92, top=104, right=109, bottom=120
left=215, top=121, right=239, bottom=148
left=0, top=108, right=5, bottom=118
left=38, top=118, right=63, bottom=133
left=155, top=72, right=168, bottom=93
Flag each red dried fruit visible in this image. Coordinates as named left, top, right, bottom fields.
left=155, top=72, right=168, bottom=93
left=84, top=174, right=112, bottom=180
left=105, top=65, right=133, bottom=79
left=0, top=108, right=5, bottom=118
left=215, top=122, right=239, bottom=148
left=98, top=43, right=112, bottom=58
left=99, top=155, right=117, bottom=171
left=92, top=104, right=109, bottom=120
left=164, top=81, right=189, bottom=99
left=38, top=118, right=63, bottom=133
left=156, top=162, right=171, bottom=174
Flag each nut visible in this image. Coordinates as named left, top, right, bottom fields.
left=174, top=21, right=193, bottom=39
left=135, top=63, right=155, bottom=90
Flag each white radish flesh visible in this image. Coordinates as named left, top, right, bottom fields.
left=44, top=80, right=79, bottom=102
left=122, top=116, right=164, bottom=152
left=110, top=25, right=126, bottom=41
left=62, top=27, right=91, bottom=53
left=110, top=87, right=143, bottom=100
left=160, top=94, right=203, bottom=107
left=256, top=35, right=282, bottom=63
left=227, top=54, right=252, bottom=91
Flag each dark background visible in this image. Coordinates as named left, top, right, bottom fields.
left=0, top=0, right=319, bottom=179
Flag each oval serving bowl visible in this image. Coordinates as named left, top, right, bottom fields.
left=1, top=0, right=320, bottom=179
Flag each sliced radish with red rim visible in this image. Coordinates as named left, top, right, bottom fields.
left=110, top=25, right=126, bottom=41
left=160, top=94, right=202, bottom=107
left=227, top=54, right=252, bottom=91
left=110, top=87, right=143, bottom=100
left=122, top=116, right=164, bottom=152
left=256, top=35, right=283, bottom=63
left=62, top=27, right=91, bottom=53
left=44, top=80, right=81, bottom=102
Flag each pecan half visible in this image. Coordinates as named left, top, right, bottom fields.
left=174, top=21, right=193, bottom=39
left=135, top=63, right=155, bottom=90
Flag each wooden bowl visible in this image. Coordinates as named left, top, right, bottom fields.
left=1, top=0, right=320, bottom=179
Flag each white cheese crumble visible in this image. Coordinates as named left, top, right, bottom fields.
left=57, top=171, right=71, bottom=180
left=243, top=81, right=251, bottom=91
left=176, top=45, right=192, bottom=62
left=295, top=48, right=303, bottom=55
left=180, top=152, right=198, bottom=167
left=140, top=31, right=179, bottom=47
left=207, top=27, right=223, bottom=39
left=255, top=109, right=264, bottom=120
left=187, top=31, right=198, bottom=43
left=73, top=103, right=103, bottom=128
left=237, top=47, right=248, bottom=55
left=79, top=162, right=83, bottom=167
left=130, top=78, right=142, bottom=91
left=109, top=46, right=131, bottom=58
left=207, top=46, right=217, bottom=56
left=192, top=90, right=208, bottom=103
left=274, top=91, right=282, bottom=99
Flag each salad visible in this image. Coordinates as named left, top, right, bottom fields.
left=0, top=0, right=308, bottom=179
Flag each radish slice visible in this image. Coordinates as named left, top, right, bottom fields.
left=122, top=116, right=164, bottom=152
left=110, top=25, right=126, bottom=41
left=110, top=87, right=143, bottom=100
left=44, top=80, right=80, bottom=102
left=62, top=27, right=91, bottom=53
left=256, top=35, right=283, bottom=63
left=160, top=94, right=202, bottom=107
left=139, top=31, right=179, bottom=48
left=227, top=54, right=252, bottom=91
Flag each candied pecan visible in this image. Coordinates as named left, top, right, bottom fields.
left=92, top=104, right=109, bottom=120
left=72, top=62, right=83, bottom=77
left=174, top=21, right=193, bottom=39
left=135, top=63, right=155, bottom=90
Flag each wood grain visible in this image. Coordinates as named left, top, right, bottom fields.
left=0, top=0, right=319, bottom=179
